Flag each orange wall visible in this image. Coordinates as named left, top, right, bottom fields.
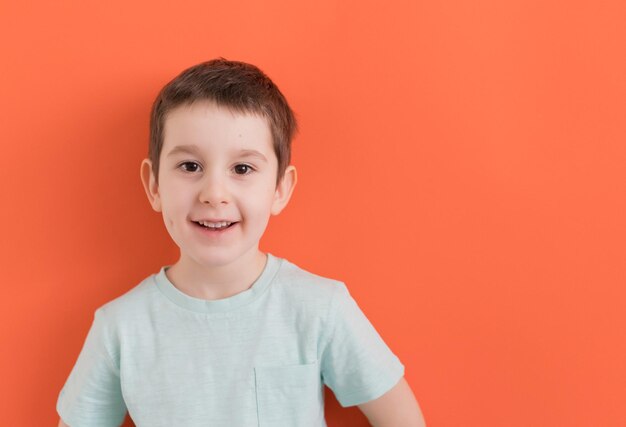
left=1, top=1, right=624, bottom=426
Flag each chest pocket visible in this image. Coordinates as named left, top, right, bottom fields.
left=254, top=360, right=324, bottom=427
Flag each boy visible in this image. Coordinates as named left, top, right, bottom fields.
left=57, top=59, right=425, bottom=426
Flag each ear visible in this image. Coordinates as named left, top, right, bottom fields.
left=140, top=158, right=162, bottom=212
left=271, top=165, right=297, bottom=216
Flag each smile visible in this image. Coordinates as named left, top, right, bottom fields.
left=196, top=220, right=234, bottom=229
left=192, top=220, right=238, bottom=236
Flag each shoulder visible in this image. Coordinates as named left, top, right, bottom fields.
left=267, top=255, right=352, bottom=322
left=92, top=270, right=159, bottom=325
left=274, top=256, right=348, bottom=302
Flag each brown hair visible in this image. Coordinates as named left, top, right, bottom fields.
left=148, top=58, right=298, bottom=188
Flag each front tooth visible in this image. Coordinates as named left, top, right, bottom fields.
left=200, top=221, right=231, bottom=228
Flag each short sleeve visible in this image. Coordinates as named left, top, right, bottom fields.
left=56, top=308, right=127, bottom=427
left=320, top=282, right=405, bottom=407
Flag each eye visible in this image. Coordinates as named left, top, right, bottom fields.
left=178, top=161, right=201, bottom=173
left=234, top=164, right=255, bottom=175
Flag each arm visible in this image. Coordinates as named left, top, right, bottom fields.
left=357, top=377, right=426, bottom=427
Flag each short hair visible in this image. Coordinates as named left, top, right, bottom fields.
left=148, top=58, right=298, bottom=188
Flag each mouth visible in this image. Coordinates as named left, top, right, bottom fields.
left=192, top=220, right=238, bottom=232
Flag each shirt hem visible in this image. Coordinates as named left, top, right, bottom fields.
left=336, top=362, right=405, bottom=407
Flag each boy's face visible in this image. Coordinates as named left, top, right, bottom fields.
left=140, top=100, right=296, bottom=269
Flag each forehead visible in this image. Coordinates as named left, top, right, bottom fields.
left=162, top=100, right=273, bottom=155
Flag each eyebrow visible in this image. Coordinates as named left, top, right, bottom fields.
left=166, top=144, right=268, bottom=162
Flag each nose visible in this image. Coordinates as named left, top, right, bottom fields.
left=198, top=173, right=229, bottom=205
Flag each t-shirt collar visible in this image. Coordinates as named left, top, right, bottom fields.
left=153, top=252, right=282, bottom=313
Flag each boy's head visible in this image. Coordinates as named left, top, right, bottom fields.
left=140, top=59, right=298, bottom=269
left=147, top=58, right=298, bottom=189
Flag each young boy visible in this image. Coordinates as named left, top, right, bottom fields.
left=57, top=59, right=425, bottom=427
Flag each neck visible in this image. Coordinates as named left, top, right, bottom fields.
left=165, top=249, right=268, bottom=300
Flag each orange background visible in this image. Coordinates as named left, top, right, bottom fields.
left=1, top=0, right=624, bottom=426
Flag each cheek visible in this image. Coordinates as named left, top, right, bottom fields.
left=160, top=212, right=176, bottom=240
left=166, top=214, right=176, bottom=229
left=250, top=188, right=276, bottom=211
left=160, top=192, right=189, bottom=229
left=162, top=185, right=190, bottom=210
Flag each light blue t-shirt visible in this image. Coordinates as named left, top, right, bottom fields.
left=57, top=253, right=405, bottom=426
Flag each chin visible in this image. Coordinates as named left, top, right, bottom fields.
left=190, top=249, right=249, bottom=267
left=193, top=254, right=237, bottom=267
